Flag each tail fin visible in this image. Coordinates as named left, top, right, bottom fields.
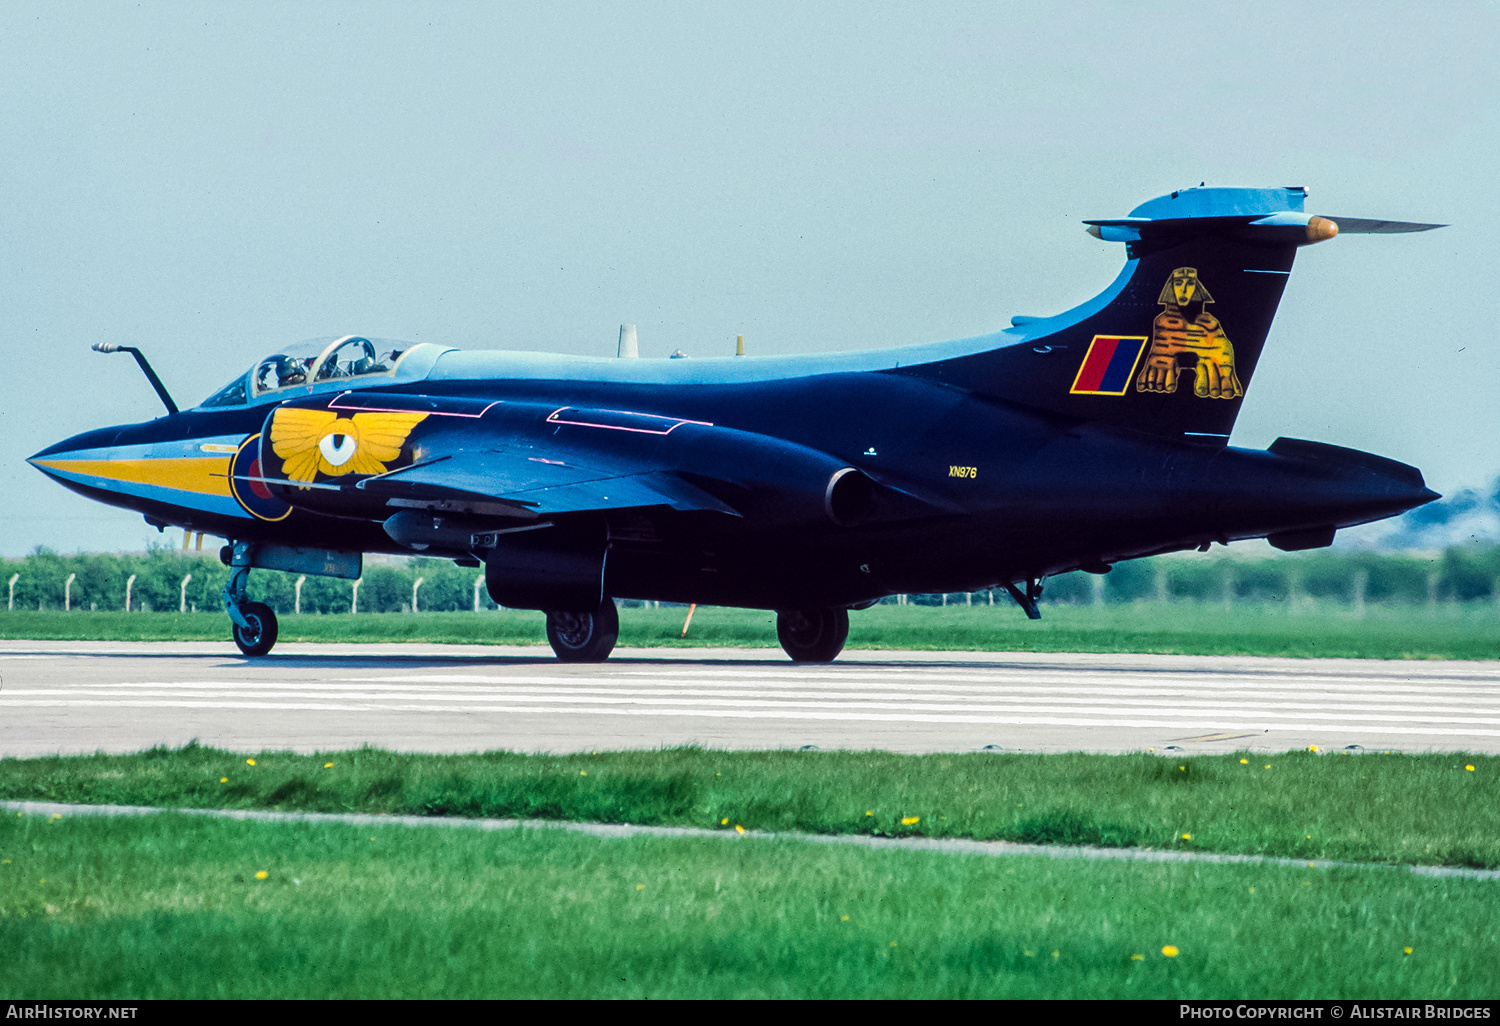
left=907, top=186, right=1442, bottom=444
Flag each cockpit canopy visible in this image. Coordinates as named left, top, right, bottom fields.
left=198, top=336, right=439, bottom=409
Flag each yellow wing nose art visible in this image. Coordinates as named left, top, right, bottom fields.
left=270, top=407, right=427, bottom=484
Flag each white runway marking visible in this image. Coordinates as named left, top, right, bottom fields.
left=1, top=641, right=1497, bottom=755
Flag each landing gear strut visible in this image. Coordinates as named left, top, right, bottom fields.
left=776, top=607, right=849, bottom=663
left=222, top=559, right=279, bottom=657
left=545, top=599, right=619, bottom=662
left=1003, top=578, right=1044, bottom=620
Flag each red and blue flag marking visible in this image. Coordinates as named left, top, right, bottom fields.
left=1069, top=335, right=1148, bottom=395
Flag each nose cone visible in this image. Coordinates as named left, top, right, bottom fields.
left=29, top=424, right=133, bottom=509
left=29, top=425, right=130, bottom=486
left=29, top=420, right=245, bottom=523
left=30, top=425, right=126, bottom=465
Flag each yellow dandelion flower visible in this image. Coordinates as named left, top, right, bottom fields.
left=579, top=770, right=587, bottom=776
left=1404, top=947, right=1413, bottom=955
left=841, top=915, right=850, bottom=922
left=1264, top=764, right=1272, bottom=769
left=889, top=941, right=898, bottom=948
left=220, top=777, right=228, bottom=783
left=1051, top=950, right=1060, bottom=959
left=734, top=824, right=746, bottom=835
left=1130, top=954, right=1144, bottom=961
left=1303, top=881, right=1311, bottom=886
left=324, top=762, right=334, bottom=769
left=49, top=814, right=61, bottom=821
left=1179, top=765, right=1185, bottom=771
left=865, top=810, right=873, bottom=816
left=1308, top=745, right=1319, bottom=752
left=1249, top=887, right=1255, bottom=893
left=1466, top=765, right=1475, bottom=772
left=721, top=818, right=729, bottom=825
left=1306, top=834, right=1312, bottom=839
left=1181, top=833, right=1191, bottom=840
left=1240, top=758, right=1249, bottom=764
left=246, top=758, right=256, bottom=766
left=1148, top=747, right=1154, bottom=752
left=636, top=884, right=645, bottom=891
left=901, top=816, right=920, bottom=825
left=255, top=870, right=268, bottom=880
left=1161, top=945, right=1179, bottom=957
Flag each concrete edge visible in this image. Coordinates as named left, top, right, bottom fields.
left=5, top=799, right=1497, bottom=881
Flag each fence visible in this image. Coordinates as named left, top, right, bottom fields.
left=0, top=548, right=494, bottom=615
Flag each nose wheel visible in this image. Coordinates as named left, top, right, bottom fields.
left=776, top=607, right=849, bottom=663
left=545, top=599, right=619, bottom=662
left=231, top=601, right=279, bottom=657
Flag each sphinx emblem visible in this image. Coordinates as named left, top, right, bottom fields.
left=1134, top=267, right=1243, bottom=399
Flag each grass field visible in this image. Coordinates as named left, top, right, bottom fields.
left=2, top=600, right=1499, bottom=658
left=2, top=810, right=1495, bottom=999
left=4, top=746, right=1495, bottom=868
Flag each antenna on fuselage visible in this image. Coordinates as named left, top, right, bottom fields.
left=618, top=324, right=639, bottom=358
left=91, top=343, right=179, bottom=416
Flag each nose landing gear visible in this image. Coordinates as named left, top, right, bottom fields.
left=222, top=562, right=279, bottom=657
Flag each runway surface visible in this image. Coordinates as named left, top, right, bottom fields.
left=1, top=640, right=1497, bottom=757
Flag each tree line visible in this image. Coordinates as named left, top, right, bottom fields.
left=4, top=543, right=1500, bottom=615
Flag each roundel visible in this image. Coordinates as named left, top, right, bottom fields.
left=229, top=435, right=293, bottom=521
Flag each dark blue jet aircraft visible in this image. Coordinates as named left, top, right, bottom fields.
left=30, top=186, right=1442, bottom=663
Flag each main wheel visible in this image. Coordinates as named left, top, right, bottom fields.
left=545, top=599, right=619, bottom=662
left=776, top=607, right=849, bottom=663
left=232, top=601, right=278, bottom=657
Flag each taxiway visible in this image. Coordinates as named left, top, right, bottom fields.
left=1, top=641, right=1496, bottom=757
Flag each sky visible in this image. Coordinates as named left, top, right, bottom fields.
left=1, top=1, right=1497, bottom=556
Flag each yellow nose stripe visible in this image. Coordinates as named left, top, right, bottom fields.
left=32, top=457, right=232, bottom=496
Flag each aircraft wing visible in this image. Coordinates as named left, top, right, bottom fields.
left=357, top=446, right=740, bottom=517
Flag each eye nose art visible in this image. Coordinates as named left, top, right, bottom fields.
left=318, top=432, right=357, bottom=466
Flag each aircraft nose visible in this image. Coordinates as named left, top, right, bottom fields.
left=30, top=425, right=125, bottom=467
left=28, top=421, right=244, bottom=521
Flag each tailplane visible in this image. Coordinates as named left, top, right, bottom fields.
left=898, top=186, right=1442, bottom=443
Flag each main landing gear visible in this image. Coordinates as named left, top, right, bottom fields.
left=776, top=607, right=849, bottom=663
left=545, top=599, right=619, bottom=662
left=223, top=564, right=279, bottom=657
